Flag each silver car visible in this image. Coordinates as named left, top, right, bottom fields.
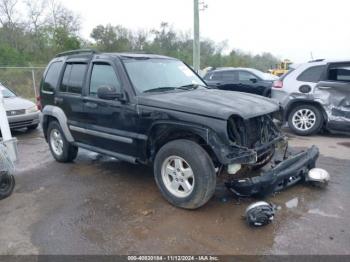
left=0, top=83, right=40, bottom=130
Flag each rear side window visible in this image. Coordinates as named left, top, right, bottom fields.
left=221, top=71, right=237, bottom=81
left=42, top=61, right=63, bottom=92
left=211, top=71, right=222, bottom=81
left=328, top=64, right=350, bottom=82
left=90, top=63, right=121, bottom=95
left=60, top=63, right=87, bottom=94
left=297, top=65, right=325, bottom=83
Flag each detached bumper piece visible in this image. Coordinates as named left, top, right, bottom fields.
left=225, top=145, right=320, bottom=197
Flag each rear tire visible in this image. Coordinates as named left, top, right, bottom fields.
left=154, top=139, right=216, bottom=209
left=0, top=174, right=15, bottom=200
left=47, top=121, right=78, bottom=162
left=288, top=104, right=323, bottom=136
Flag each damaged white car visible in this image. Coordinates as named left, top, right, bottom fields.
left=272, top=60, right=350, bottom=135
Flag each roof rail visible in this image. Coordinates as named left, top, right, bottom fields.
left=55, top=49, right=97, bottom=57
left=308, top=59, right=325, bottom=63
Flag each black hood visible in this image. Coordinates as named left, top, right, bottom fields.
left=138, top=89, right=280, bottom=120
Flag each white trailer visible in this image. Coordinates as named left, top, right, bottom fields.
left=0, top=90, right=17, bottom=200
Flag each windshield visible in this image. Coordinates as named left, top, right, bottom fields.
left=0, top=85, right=16, bottom=98
left=248, top=68, right=274, bottom=80
left=123, top=58, right=206, bottom=93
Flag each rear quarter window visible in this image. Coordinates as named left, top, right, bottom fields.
left=42, top=61, right=63, bottom=92
left=297, top=65, right=326, bottom=83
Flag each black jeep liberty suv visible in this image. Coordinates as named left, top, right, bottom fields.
left=40, top=49, right=319, bottom=209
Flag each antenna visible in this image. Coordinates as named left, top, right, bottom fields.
left=310, top=52, right=314, bottom=60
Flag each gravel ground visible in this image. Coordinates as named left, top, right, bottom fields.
left=0, top=128, right=349, bottom=255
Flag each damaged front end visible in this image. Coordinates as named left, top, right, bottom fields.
left=218, top=113, right=322, bottom=197
left=225, top=145, right=320, bottom=197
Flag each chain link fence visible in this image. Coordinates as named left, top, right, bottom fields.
left=0, top=67, right=46, bottom=101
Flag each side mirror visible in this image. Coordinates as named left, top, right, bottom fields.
left=250, top=78, right=258, bottom=83
left=97, top=86, right=123, bottom=100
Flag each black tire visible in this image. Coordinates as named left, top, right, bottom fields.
left=154, top=139, right=216, bottom=209
left=0, top=174, right=15, bottom=200
left=47, top=121, right=78, bottom=162
left=262, top=88, right=271, bottom=98
left=27, top=124, right=39, bottom=130
left=288, top=104, right=323, bottom=136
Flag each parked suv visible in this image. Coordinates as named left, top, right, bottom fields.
left=40, top=50, right=319, bottom=209
left=272, top=60, right=350, bottom=135
left=203, top=67, right=275, bottom=97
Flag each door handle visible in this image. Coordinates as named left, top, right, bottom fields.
left=317, top=86, right=331, bottom=90
left=54, top=97, right=63, bottom=105
left=85, top=102, right=98, bottom=109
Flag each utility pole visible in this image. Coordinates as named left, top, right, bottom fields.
left=193, top=0, right=200, bottom=73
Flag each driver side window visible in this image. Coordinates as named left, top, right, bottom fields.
left=90, top=63, right=121, bottom=96
left=239, top=71, right=256, bottom=81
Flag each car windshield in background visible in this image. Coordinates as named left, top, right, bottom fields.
left=0, top=85, right=16, bottom=98
left=123, top=58, right=206, bottom=93
left=248, top=68, right=274, bottom=80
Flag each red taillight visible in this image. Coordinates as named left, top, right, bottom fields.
left=273, top=80, right=283, bottom=88
left=36, top=96, right=42, bottom=111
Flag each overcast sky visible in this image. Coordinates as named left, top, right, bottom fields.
left=60, top=0, right=350, bottom=63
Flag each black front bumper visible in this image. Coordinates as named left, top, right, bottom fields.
left=225, top=145, right=320, bottom=197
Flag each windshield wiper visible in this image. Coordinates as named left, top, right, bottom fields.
left=143, top=87, right=176, bottom=93
left=177, top=84, right=206, bottom=90
left=144, top=84, right=206, bottom=93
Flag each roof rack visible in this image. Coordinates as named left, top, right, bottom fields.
left=308, top=59, right=325, bottom=63
left=55, top=49, right=97, bottom=57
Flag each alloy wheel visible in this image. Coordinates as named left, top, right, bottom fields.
left=292, top=109, right=316, bottom=131
left=161, top=156, right=195, bottom=198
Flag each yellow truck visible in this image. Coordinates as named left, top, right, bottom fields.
left=268, top=59, right=292, bottom=77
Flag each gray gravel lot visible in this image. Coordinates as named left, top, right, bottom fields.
left=0, top=128, right=349, bottom=255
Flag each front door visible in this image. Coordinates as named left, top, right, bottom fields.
left=78, top=60, right=139, bottom=157
left=237, top=70, right=260, bottom=95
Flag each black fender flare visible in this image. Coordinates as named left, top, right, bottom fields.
left=146, top=120, right=221, bottom=161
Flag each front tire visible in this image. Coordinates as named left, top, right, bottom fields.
left=47, top=121, right=78, bottom=162
left=288, top=104, right=323, bottom=136
left=154, top=139, right=216, bottom=209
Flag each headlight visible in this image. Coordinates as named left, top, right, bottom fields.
left=25, top=106, right=39, bottom=114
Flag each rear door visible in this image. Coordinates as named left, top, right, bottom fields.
left=40, top=60, right=64, bottom=107
left=203, top=71, right=223, bottom=88
left=219, top=71, right=239, bottom=91
left=315, top=62, right=350, bottom=132
left=56, top=61, right=88, bottom=142
left=204, top=71, right=239, bottom=90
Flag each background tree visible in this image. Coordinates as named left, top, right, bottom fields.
left=0, top=0, right=280, bottom=71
